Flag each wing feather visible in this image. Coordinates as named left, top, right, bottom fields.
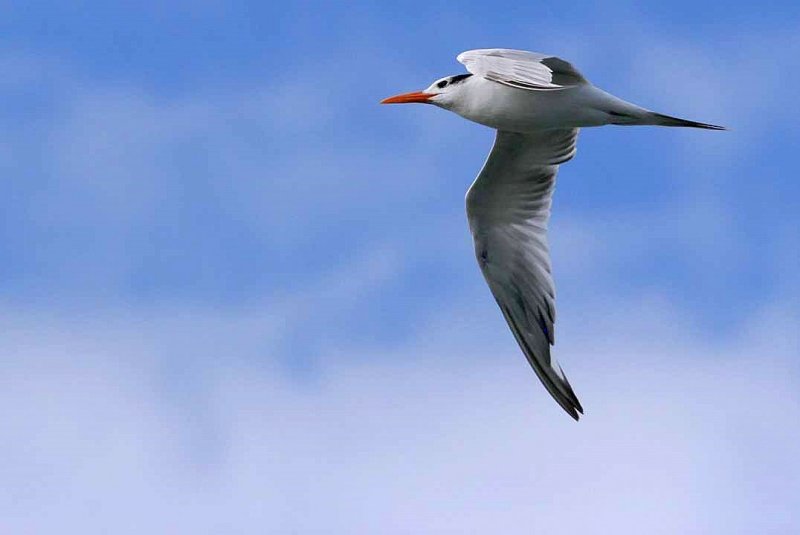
left=466, top=129, right=583, bottom=419
left=457, top=48, right=587, bottom=91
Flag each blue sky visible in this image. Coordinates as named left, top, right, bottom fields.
left=0, top=2, right=798, bottom=533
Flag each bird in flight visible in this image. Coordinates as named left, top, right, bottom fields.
left=382, top=48, right=724, bottom=420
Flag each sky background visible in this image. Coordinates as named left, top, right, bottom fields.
left=0, top=1, right=798, bottom=533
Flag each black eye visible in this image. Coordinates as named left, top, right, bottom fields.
left=436, top=80, right=448, bottom=89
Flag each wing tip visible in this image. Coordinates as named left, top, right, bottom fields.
left=558, top=394, right=583, bottom=421
left=557, top=382, right=584, bottom=421
left=501, top=305, right=585, bottom=421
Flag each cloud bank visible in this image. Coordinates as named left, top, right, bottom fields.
left=0, top=295, right=797, bottom=534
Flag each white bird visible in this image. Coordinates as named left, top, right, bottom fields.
left=382, top=48, right=724, bottom=420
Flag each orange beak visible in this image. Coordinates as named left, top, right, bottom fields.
left=380, top=91, right=434, bottom=104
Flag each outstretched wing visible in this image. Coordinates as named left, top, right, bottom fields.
left=457, top=48, right=587, bottom=91
left=466, top=128, right=583, bottom=419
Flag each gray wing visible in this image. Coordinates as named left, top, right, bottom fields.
left=466, top=128, right=583, bottom=419
left=457, top=48, right=587, bottom=91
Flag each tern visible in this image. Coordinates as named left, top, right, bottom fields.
left=382, top=48, right=724, bottom=420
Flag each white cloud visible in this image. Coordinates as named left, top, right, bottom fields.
left=0, top=292, right=796, bottom=534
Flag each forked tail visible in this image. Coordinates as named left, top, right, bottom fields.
left=599, top=91, right=726, bottom=130
left=607, top=107, right=726, bottom=130
left=649, top=112, right=726, bottom=130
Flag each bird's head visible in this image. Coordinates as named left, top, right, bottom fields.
left=381, top=73, right=472, bottom=109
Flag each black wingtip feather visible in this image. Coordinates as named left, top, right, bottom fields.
left=501, top=305, right=584, bottom=421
